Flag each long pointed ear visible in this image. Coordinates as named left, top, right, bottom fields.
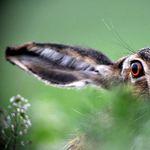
left=5, top=42, right=120, bottom=89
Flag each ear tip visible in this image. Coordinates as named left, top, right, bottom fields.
left=5, top=46, right=21, bottom=58
left=5, top=46, right=13, bottom=55
left=5, top=42, right=34, bottom=57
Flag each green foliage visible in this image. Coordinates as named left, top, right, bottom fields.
left=60, top=86, right=150, bottom=150
left=1, top=86, right=150, bottom=150
left=28, top=86, right=150, bottom=150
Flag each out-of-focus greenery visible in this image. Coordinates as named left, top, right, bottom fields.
left=2, top=86, right=150, bottom=150
left=79, top=87, right=150, bottom=150
left=1, top=1, right=150, bottom=150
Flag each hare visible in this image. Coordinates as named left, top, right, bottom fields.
left=5, top=42, right=149, bottom=95
left=5, top=42, right=150, bottom=149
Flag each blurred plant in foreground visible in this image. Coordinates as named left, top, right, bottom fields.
left=0, top=95, right=32, bottom=150
left=62, top=86, right=150, bottom=150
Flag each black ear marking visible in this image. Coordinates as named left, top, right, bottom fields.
left=6, top=43, right=37, bottom=57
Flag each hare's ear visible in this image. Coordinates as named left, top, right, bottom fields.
left=5, top=42, right=120, bottom=89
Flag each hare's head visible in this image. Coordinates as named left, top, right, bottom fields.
left=5, top=42, right=150, bottom=96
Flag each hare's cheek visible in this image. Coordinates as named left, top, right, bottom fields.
left=134, top=78, right=149, bottom=94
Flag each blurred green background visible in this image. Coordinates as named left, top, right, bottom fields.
left=1, top=0, right=150, bottom=149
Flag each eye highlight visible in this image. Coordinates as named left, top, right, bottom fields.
left=131, top=62, right=144, bottom=78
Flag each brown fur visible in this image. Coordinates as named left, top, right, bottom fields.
left=65, top=49, right=98, bottom=65
left=134, top=78, right=149, bottom=95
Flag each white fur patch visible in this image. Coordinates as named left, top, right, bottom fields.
left=95, top=65, right=112, bottom=76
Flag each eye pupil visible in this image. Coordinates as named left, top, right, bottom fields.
left=132, top=64, right=138, bottom=74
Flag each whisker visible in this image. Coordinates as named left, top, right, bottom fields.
left=127, top=40, right=137, bottom=51
left=102, top=19, right=135, bottom=54
left=100, top=39, right=134, bottom=53
left=110, top=19, right=136, bottom=53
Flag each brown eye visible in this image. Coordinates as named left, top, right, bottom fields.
left=131, top=62, right=144, bottom=77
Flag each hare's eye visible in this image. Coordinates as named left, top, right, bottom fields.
left=131, top=62, right=144, bottom=78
